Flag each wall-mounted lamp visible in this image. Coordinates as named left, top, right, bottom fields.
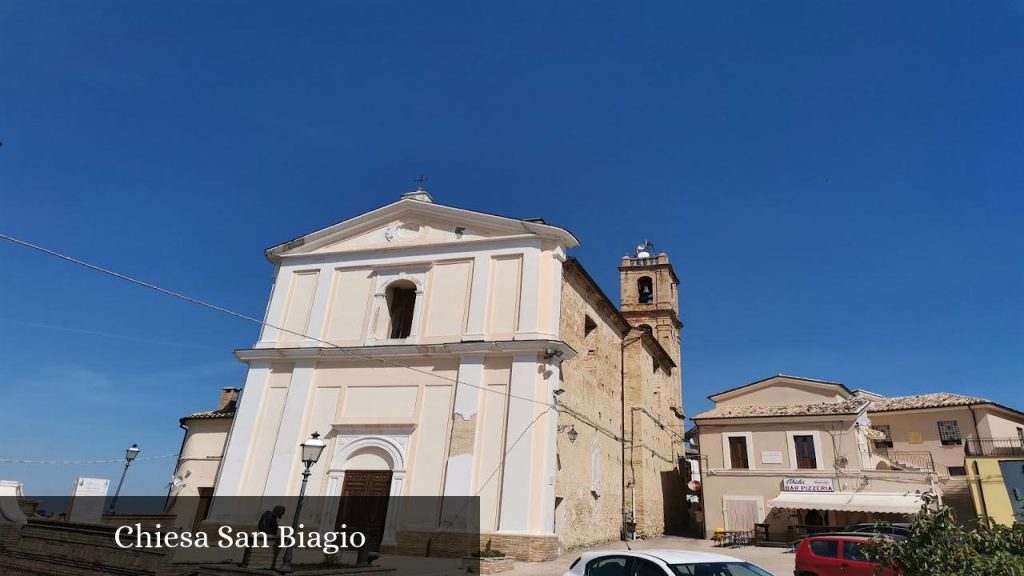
left=544, top=348, right=564, bottom=360
left=566, top=425, right=578, bottom=443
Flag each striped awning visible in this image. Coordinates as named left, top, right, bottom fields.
left=768, top=492, right=924, bottom=514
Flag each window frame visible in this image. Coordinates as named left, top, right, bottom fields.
left=584, top=555, right=634, bottom=576
left=365, top=266, right=429, bottom=345
left=631, top=558, right=667, bottom=576
left=385, top=282, right=418, bottom=339
left=723, top=433, right=753, bottom=470
left=808, top=538, right=840, bottom=558
left=786, top=430, right=824, bottom=471
left=792, top=434, right=818, bottom=470
left=937, top=420, right=962, bottom=446
left=872, top=424, right=894, bottom=449
left=637, top=276, right=654, bottom=304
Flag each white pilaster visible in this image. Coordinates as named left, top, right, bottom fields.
left=515, top=247, right=541, bottom=339
left=498, top=353, right=540, bottom=532
left=542, top=361, right=560, bottom=532
left=263, top=359, right=317, bottom=495
left=259, top=269, right=294, bottom=345
left=463, top=256, right=489, bottom=340
left=208, top=360, right=272, bottom=518
left=443, top=355, right=484, bottom=498
left=548, top=247, right=566, bottom=340
left=366, top=292, right=387, bottom=343
left=302, top=265, right=334, bottom=345
left=408, top=289, right=425, bottom=341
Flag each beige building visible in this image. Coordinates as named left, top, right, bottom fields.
left=692, top=375, right=1024, bottom=541
left=183, top=190, right=685, bottom=560
left=165, top=387, right=238, bottom=531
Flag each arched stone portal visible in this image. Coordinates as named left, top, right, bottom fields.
left=320, top=426, right=413, bottom=545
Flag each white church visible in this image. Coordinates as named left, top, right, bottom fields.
left=172, top=187, right=687, bottom=561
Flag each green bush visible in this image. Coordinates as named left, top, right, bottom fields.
left=869, top=496, right=1024, bottom=575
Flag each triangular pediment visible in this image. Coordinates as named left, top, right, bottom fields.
left=266, top=198, right=578, bottom=260
left=709, top=374, right=852, bottom=406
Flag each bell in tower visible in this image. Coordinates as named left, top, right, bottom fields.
left=619, top=241, right=683, bottom=364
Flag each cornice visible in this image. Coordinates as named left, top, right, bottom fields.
left=234, top=339, right=578, bottom=362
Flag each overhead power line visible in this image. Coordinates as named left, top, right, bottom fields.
left=0, top=232, right=677, bottom=464
left=0, top=454, right=177, bottom=465
left=0, top=232, right=554, bottom=410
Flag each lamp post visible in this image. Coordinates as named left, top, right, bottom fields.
left=278, top=432, right=326, bottom=574
left=107, top=444, right=140, bottom=514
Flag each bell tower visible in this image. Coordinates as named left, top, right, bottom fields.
left=619, top=241, right=682, bottom=363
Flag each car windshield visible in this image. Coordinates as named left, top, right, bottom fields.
left=669, top=562, right=774, bottom=576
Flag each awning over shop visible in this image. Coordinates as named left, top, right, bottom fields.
left=767, top=492, right=925, bottom=514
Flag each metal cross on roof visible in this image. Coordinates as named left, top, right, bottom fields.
left=415, top=175, right=428, bottom=190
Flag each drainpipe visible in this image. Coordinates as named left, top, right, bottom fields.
left=972, top=461, right=990, bottom=523
left=620, top=335, right=642, bottom=540
left=631, top=407, right=637, bottom=540
left=165, top=421, right=190, bottom=512
left=695, top=426, right=705, bottom=539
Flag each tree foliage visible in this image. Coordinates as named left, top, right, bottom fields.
left=870, top=497, right=1024, bottom=575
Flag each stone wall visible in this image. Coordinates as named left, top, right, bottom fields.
left=623, top=341, right=686, bottom=538
left=0, top=519, right=166, bottom=576
left=555, top=268, right=628, bottom=550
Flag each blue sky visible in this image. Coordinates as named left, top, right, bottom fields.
left=1, top=1, right=1022, bottom=495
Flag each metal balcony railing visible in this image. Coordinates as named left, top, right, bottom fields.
left=964, top=437, right=1024, bottom=457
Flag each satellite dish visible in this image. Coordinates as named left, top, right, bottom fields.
left=171, top=476, right=184, bottom=488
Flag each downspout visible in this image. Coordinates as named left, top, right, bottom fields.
left=968, top=405, right=987, bottom=522
left=631, top=406, right=637, bottom=540
left=620, top=335, right=641, bottom=540
left=972, top=461, right=990, bottom=523
left=165, top=421, right=190, bottom=512
left=969, top=404, right=981, bottom=440
left=695, top=425, right=706, bottom=539
left=620, top=340, right=626, bottom=540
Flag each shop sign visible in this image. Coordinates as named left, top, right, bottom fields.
left=783, top=477, right=835, bottom=492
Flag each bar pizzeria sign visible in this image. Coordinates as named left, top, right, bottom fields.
left=783, top=478, right=835, bottom=492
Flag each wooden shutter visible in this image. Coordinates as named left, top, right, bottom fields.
left=728, top=437, right=749, bottom=469
left=794, top=435, right=817, bottom=469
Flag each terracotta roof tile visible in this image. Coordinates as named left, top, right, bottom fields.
left=692, top=398, right=869, bottom=420
left=868, top=392, right=986, bottom=412
left=180, top=399, right=236, bottom=422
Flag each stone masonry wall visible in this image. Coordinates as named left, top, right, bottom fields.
left=556, top=270, right=626, bottom=550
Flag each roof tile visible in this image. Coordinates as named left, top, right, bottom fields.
left=692, top=398, right=869, bottom=420
left=868, top=392, right=986, bottom=412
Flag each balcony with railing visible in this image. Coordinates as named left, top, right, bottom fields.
left=876, top=448, right=936, bottom=472
left=964, top=437, right=1024, bottom=457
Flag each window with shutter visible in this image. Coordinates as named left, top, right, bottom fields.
left=794, top=435, right=817, bottom=469
left=728, top=436, right=749, bottom=469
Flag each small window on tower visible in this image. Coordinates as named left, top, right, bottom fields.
left=637, top=277, right=654, bottom=304
left=584, top=315, right=597, bottom=337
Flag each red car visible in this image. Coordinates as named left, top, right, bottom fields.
left=794, top=534, right=897, bottom=576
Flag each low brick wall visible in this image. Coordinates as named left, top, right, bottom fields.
left=0, top=519, right=166, bottom=576
left=380, top=531, right=558, bottom=562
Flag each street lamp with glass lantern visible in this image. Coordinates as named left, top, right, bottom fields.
left=107, top=444, right=140, bottom=514
left=278, top=432, right=326, bottom=573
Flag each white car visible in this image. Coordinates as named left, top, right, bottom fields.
left=562, top=549, right=776, bottom=576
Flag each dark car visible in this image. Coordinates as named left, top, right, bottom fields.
left=795, top=534, right=898, bottom=576
left=844, top=523, right=911, bottom=537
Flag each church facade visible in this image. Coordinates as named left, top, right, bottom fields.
left=201, top=189, right=685, bottom=559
